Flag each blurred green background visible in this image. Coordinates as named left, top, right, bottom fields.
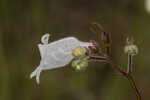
left=0, top=0, right=150, bottom=100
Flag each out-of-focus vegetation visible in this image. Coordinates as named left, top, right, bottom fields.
left=0, top=0, right=150, bottom=100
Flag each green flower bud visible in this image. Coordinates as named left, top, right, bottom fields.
left=124, top=44, right=138, bottom=55
left=72, top=58, right=88, bottom=71
left=72, top=46, right=87, bottom=58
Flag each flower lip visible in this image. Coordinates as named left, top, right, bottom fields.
left=41, top=33, right=50, bottom=44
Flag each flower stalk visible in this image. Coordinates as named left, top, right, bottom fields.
left=127, top=74, right=142, bottom=100
left=31, top=23, right=142, bottom=99
left=127, top=54, right=132, bottom=74
left=88, top=23, right=142, bottom=100
left=89, top=56, right=142, bottom=100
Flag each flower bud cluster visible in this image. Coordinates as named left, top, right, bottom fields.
left=72, top=46, right=87, bottom=57
left=72, top=46, right=88, bottom=71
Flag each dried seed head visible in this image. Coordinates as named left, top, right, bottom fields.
left=124, top=36, right=138, bottom=55
left=124, top=44, right=138, bottom=55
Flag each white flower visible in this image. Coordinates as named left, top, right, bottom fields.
left=30, top=33, right=93, bottom=84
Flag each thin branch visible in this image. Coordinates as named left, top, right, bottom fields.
left=107, top=59, right=128, bottom=76
left=90, top=57, right=142, bottom=100
left=107, top=60, right=142, bottom=100
left=127, top=74, right=142, bottom=100
left=88, top=56, right=108, bottom=62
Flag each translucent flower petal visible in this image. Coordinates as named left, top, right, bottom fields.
left=30, top=33, right=93, bottom=84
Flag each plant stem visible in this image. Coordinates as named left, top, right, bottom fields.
left=88, top=56, right=108, bottom=62
left=127, top=74, right=142, bottom=100
left=107, top=59, right=127, bottom=76
left=127, top=54, right=132, bottom=74
left=126, top=54, right=141, bottom=99
left=107, top=59, right=142, bottom=100
left=89, top=56, right=142, bottom=100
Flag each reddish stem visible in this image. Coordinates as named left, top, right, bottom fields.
left=89, top=56, right=142, bottom=100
